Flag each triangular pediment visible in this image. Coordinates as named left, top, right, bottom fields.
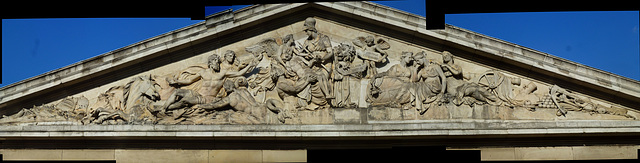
left=1, top=2, right=639, bottom=126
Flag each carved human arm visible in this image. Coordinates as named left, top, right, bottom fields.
left=374, top=71, right=388, bottom=78
left=441, top=63, right=462, bottom=77
left=275, top=45, right=288, bottom=67
left=224, top=61, right=256, bottom=78
left=291, top=41, right=303, bottom=55
left=319, top=35, right=333, bottom=62
left=410, top=65, right=422, bottom=82
left=168, top=73, right=202, bottom=86
left=277, top=75, right=315, bottom=94
left=296, top=41, right=313, bottom=59
left=321, top=50, right=334, bottom=62
left=374, top=46, right=388, bottom=62
left=434, top=65, right=447, bottom=95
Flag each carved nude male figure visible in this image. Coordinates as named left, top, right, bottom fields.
left=159, top=54, right=256, bottom=112
left=196, top=77, right=290, bottom=124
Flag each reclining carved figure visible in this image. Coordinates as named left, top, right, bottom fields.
left=158, top=54, right=256, bottom=112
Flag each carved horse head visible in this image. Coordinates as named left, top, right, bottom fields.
left=123, top=75, right=160, bottom=111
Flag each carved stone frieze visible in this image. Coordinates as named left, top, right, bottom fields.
left=1, top=17, right=636, bottom=125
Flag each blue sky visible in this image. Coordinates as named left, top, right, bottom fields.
left=2, top=1, right=638, bottom=88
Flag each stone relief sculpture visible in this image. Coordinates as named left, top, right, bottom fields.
left=367, top=51, right=414, bottom=108
left=299, top=17, right=335, bottom=107
left=410, top=52, right=447, bottom=114
left=542, top=85, right=631, bottom=117
left=367, top=51, right=447, bottom=114
left=352, top=35, right=390, bottom=78
left=332, top=43, right=365, bottom=108
left=0, top=96, right=89, bottom=125
left=1, top=17, right=635, bottom=125
left=158, top=53, right=256, bottom=112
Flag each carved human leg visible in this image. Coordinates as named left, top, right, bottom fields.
left=197, top=97, right=231, bottom=111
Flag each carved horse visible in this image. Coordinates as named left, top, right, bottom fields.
left=86, top=75, right=160, bottom=124
left=122, top=75, right=160, bottom=123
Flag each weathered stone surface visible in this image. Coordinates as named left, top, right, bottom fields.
left=0, top=149, right=63, bottom=160
left=1, top=2, right=638, bottom=126
left=571, top=146, right=638, bottom=160
left=1, top=2, right=639, bottom=162
left=115, top=149, right=209, bottom=163
left=480, top=148, right=516, bottom=161
left=333, top=108, right=362, bottom=124
left=262, top=150, right=307, bottom=163
left=515, top=147, right=574, bottom=160
left=462, top=145, right=640, bottom=161
left=1, top=120, right=639, bottom=139
left=209, top=150, right=263, bottom=163
left=62, top=149, right=115, bottom=160
left=0, top=149, right=309, bottom=162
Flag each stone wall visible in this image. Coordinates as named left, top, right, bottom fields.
left=2, top=146, right=638, bottom=161
left=0, top=149, right=306, bottom=162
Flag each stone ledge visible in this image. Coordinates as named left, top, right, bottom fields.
left=1, top=120, right=638, bottom=138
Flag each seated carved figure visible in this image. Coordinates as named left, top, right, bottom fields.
left=374, top=51, right=413, bottom=81
left=299, top=17, right=334, bottom=102
left=367, top=52, right=414, bottom=107
left=431, top=51, right=498, bottom=107
left=439, top=51, right=465, bottom=97
left=368, top=51, right=446, bottom=114
left=410, top=52, right=447, bottom=114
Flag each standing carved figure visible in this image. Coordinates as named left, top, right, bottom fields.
left=332, top=43, right=365, bottom=108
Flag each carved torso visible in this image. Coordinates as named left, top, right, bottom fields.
left=196, top=69, right=226, bottom=101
